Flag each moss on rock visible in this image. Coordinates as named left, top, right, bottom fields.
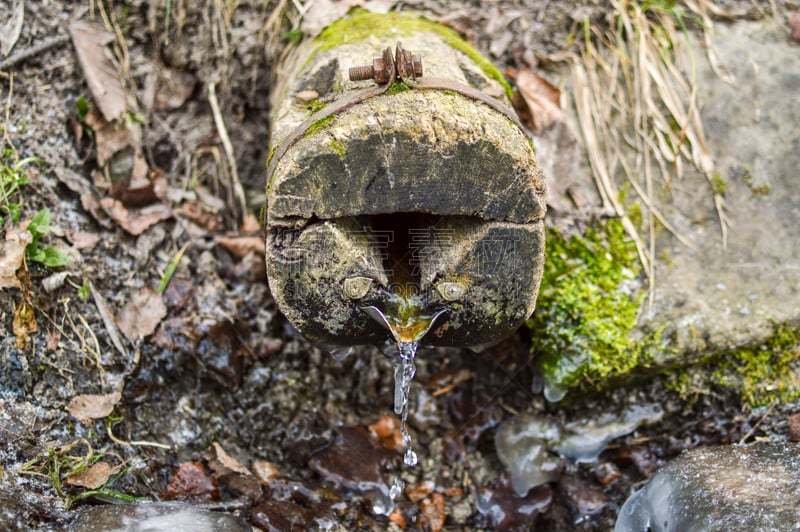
left=530, top=219, right=800, bottom=406
left=527, top=219, right=653, bottom=401
left=663, top=323, right=800, bottom=407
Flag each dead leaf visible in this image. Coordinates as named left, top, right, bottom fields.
left=99, top=198, right=172, bottom=236
left=241, top=214, right=261, bottom=234
left=69, top=19, right=128, bottom=122
left=0, top=0, right=25, bottom=57
left=418, top=493, right=446, bottom=532
left=68, top=391, right=122, bottom=426
left=66, top=230, right=100, bottom=250
left=65, top=461, right=119, bottom=489
left=13, top=301, right=36, bottom=349
left=142, top=67, right=196, bottom=111
left=89, top=281, right=129, bottom=359
left=208, top=442, right=252, bottom=477
left=82, top=108, right=152, bottom=205
left=206, top=442, right=261, bottom=499
left=252, top=459, right=281, bottom=485
left=117, top=287, right=167, bottom=343
left=515, top=69, right=563, bottom=134
left=42, top=271, right=70, bottom=293
left=214, top=236, right=264, bottom=258
left=176, top=202, right=220, bottom=232
left=0, top=226, right=31, bottom=290
left=791, top=12, right=800, bottom=45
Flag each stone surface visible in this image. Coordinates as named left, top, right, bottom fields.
left=71, top=502, right=250, bottom=532
left=641, top=20, right=800, bottom=359
left=615, top=442, right=800, bottom=531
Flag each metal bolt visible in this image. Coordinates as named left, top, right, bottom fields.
left=348, top=47, right=394, bottom=84
left=348, top=44, right=422, bottom=85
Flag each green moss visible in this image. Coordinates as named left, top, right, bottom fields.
left=659, top=323, right=800, bottom=407
left=312, top=10, right=513, bottom=100
left=527, top=219, right=652, bottom=401
left=330, top=138, right=346, bottom=158
left=716, top=323, right=800, bottom=406
left=305, top=115, right=335, bottom=137
left=711, top=171, right=727, bottom=196
left=306, top=98, right=327, bottom=114
left=385, top=80, right=411, bottom=95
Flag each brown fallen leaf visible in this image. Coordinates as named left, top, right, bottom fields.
left=0, top=226, right=31, bottom=290
left=142, top=67, right=197, bottom=111
left=515, top=68, right=563, bottom=134
left=99, top=198, right=172, bottom=236
left=252, top=459, right=281, bottom=485
left=214, top=236, right=264, bottom=258
left=241, top=213, right=262, bottom=234
left=65, top=461, right=120, bottom=489
left=208, top=442, right=251, bottom=477
left=69, top=19, right=128, bottom=122
left=176, top=201, right=220, bottom=233
left=68, top=391, right=122, bottom=426
left=791, top=12, right=800, bottom=45
left=206, top=442, right=261, bottom=499
left=66, top=230, right=100, bottom=251
left=117, top=287, right=167, bottom=343
left=82, top=108, right=152, bottom=205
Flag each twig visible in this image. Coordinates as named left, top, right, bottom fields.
left=88, top=281, right=129, bottom=360
left=0, top=35, right=69, bottom=71
left=107, top=424, right=171, bottom=449
left=208, top=82, right=247, bottom=224
left=739, top=401, right=776, bottom=444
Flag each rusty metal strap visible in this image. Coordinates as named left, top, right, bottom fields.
left=411, top=77, right=522, bottom=128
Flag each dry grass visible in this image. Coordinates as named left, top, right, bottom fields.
left=555, top=0, right=741, bottom=311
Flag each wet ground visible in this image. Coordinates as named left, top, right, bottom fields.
left=2, top=1, right=799, bottom=530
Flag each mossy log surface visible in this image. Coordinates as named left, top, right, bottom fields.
left=265, top=11, right=546, bottom=347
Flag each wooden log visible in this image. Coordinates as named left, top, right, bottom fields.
left=266, top=10, right=546, bottom=348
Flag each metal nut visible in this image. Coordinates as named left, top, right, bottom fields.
left=395, top=43, right=422, bottom=80
left=348, top=44, right=422, bottom=84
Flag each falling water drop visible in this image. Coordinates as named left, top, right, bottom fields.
left=390, top=477, right=404, bottom=500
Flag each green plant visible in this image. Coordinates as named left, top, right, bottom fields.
left=0, top=149, right=39, bottom=225
left=26, top=208, right=69, bottom=267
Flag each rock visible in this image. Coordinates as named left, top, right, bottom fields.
left=615, top=442, right=800, bottom=531
left=534, top=19, right=800, bottom=402
left=643, top=20, right=800, bottom=364
left=71, top=502, right=250, bottom=531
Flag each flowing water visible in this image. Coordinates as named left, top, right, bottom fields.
left=363, top=303, right=448, bottom=500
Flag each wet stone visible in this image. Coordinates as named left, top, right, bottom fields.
left=162, top=462, right=218, bottom=502
left=308, top=426, right=393, bottom=511
left=71, top=502, right=250, bottom=532
left=476, top=481, right=552, bottom=532
left=615, top=442, right=800, bottom=532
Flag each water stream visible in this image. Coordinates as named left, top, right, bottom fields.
left=363, top=304, right=447, bottom=500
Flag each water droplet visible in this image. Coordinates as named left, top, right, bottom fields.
left=329, top=346, right=353, bottom=362
left=390, top=477, right=404, bottom=500
left=404, top=449, right=418, bottom=466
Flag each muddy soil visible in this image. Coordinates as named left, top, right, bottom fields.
left=1, top=1, right=799, bottom=530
